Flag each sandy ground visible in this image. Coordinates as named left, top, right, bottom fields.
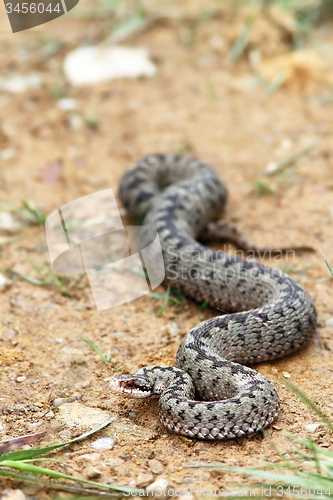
left=1, top=1, right=333, bottom=498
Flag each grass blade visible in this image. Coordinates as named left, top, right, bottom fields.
left=286, top=382, right=333, bottom=431
left=157, top=285, right=171, bottom=317
left=22, top=200, right=46, bottom=225
left=264, top=145, right=315, bottom=176
left=11, top=270, right=45, bottom=286
left=0, top=419, right=141, bottom=495
left=199, top=298, right=210, bottom=310
left=149, top=291, right=184, bottom=306
left=80, top=337, right=108, bottom=364
left=227, top=21, right=253, bottom=63
left=0, top=470, right=124, bottom=497
left=320, top=249, right=333, bottom=276
left=73, top=272, right=87, bottom=289
left=1, top=419, right=114, bottom=461
left=24, top=255, right=50, bottom=283
left=1, top=461, right=139, bottom=494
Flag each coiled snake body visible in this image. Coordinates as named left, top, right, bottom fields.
left=110, top=154, right=316, bottom=440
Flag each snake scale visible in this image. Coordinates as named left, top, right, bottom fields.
left=110, top=154, right=316, bottom=440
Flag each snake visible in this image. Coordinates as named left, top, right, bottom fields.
left=109, top=154, right=316, bottom=440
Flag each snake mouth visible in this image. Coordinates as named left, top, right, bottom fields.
left=109, top=374, right=153, bottom=398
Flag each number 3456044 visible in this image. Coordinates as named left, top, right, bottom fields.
left=5, top=3, right=62, bottom=14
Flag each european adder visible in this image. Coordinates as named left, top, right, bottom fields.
left=110, top=154, right=316, bottom=440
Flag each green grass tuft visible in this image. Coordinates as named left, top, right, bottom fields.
left=0, top=422, right=141, bottom=497
left=80, top=337, right=123, bottom=371
left=150, top=285, right=185, bottom=317
left=12, top=255, right=87, bottom=297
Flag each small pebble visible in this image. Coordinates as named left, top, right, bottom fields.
left=69, top=113, right=83, bottom=130
left=52, top=398, right=68, bottom=408
left=161, top=322, right=179, bottom=337
left=148, top=458, right=164, bottom=474
left=210, top=34, right=225, bottom=50
left=91, top=436, right=115, bottom=450
left=0, top=149, right=17, bottom=161
left=44, top=411, right=55, bottom=419
left=57, top=98, right=78, bottom=111
left=325, top=317, right=333, bottom=327
left=136, top=471, right=154, bottom=487
left=146, top=477, right=168, bottom=494
left=16, top=376, right=26, bottom=383
left=74, top=379, right=91, bottom=389
left=56, top=402, right=113, bottom=433
left=0, top=213, right=21, bottom=232
left=182, top=476, right=194, bottom=484
left=85, top=466, right=102, bottom=479
left=77, top=452, right=100, bottom=461
left=112, top=331, right=124, bottom=337
left=58, top=430, right=72, bottom=440
left=49, top=421, right=62, bottom=433
left=1, top=490, right=26, bottom=500
left=0, top=273, right=11, bottom=291
left=282, top=372, right=290, bottom=379
left=304, top=423, right=320, bottom=433
left=197, top=54, right=215, bottom=69
left=103, top=457, right=124, bottom=466
left=29, top=421, right=43, bottom=429
left=128, top=411, right=137, bottom=418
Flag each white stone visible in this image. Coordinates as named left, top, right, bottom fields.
left=56, top=403, right=115, bottom=431
left=146, top=477, right=168, bottom=494
left=0, top=273, right=11, bottom=291
left=91, top=436, right=115, bottom=450
left=57, top=98, right=78, bottom=111
left=0, top=73, right=43, bottom=93
left=0, top=148, right=17, bottom=160
left=1, top=490, right=26, bottom=500
left=64, top=45, right=157, bottom=86
left=325, top=317, right=333, bottom=327
left=304, top=423, right=320, bottom=433
left=0, top=212, right=21, bottom=232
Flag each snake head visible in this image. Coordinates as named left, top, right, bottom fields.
left=109, top=373, right=154, bottom=398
